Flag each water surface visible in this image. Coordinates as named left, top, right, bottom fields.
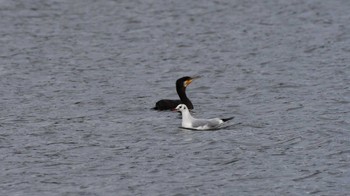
left=1, top=0, right=350, bottom=195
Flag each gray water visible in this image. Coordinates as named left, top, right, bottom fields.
left=1, top=0, right=350, bottom=195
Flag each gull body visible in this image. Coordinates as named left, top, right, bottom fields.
left=175, top=104, right=234, bottom=130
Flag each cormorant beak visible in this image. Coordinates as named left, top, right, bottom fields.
left=184, top=76, right=200, bottom=87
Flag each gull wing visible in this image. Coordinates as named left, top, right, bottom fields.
left=191, top=118, right=223, bottom=129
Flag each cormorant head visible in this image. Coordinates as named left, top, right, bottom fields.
left=176, top=76, right=200, bottom=88
left=175, top=104, right=188, bottom=112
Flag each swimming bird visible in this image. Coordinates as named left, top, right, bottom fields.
left=175, top=104, right=234, bottom=130
left=154, top=76, right=199, bottom=110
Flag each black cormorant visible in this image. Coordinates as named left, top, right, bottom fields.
left=154, top=76, right=199, bottom=110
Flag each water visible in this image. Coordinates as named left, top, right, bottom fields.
left=1, top=0, right=350, bottom=195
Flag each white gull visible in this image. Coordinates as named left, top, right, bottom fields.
left=175, top=104, right=234, bottom=130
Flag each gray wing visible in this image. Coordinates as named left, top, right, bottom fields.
left=191, top=118, right=223, bottom=129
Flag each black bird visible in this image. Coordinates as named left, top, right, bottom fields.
left=154, top=76, right=199, bottom=110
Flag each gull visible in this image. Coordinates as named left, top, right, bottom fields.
left=175, top=104, right=234, bottom=130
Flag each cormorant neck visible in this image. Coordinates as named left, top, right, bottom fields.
left=176, top=86, right=193, bottom=109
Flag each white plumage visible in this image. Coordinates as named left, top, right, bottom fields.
left=175, top=104, right=234, bottom=130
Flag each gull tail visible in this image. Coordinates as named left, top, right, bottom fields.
left=222, top=117, right=234, bottom=122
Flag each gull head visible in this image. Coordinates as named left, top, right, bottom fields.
left=175, top=104, right=188, bottom=112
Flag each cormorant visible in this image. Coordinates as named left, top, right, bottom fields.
left=154, top=76, right=199, bottom=110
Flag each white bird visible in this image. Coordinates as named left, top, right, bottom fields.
left=175, top=104, right=234, bottom=130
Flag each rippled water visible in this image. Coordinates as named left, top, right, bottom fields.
left=1, top=0, right=350, bottom=195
